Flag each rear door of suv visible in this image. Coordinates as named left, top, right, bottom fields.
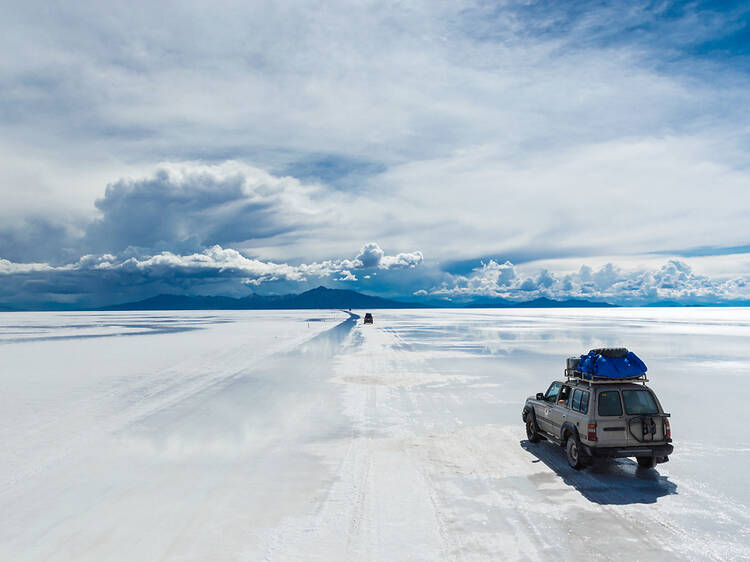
left=594, top=388, right=629, bottom=447
left=621, top=388, right=666, bottom=443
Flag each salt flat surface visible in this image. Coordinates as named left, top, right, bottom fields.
left=1, top=308, right=749, bottom=560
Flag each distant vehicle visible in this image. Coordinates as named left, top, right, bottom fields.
left=522, top=348, right=673, bottom=470
left=363, top=313, right=373, bottom=324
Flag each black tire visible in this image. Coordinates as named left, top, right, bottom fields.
left=636, top=456, right=656, bottom=469
left=589, top=347, right=628, bottom=358
left=566, top=435, right=587, bottom=470
left=526, top=417, right=541, bottom=443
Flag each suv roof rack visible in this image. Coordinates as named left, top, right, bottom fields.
left=564, top=367, right=649, bottom=386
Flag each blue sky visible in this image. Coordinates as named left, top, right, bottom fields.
left=1, top=0, right=750, bottom=307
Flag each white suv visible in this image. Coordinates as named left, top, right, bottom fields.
left=522, top=350, right=673, bottom=470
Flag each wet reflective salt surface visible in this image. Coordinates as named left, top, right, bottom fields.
left=1, top=308, right=748, bottom=560
left=377, top=308, right=750, bottom=502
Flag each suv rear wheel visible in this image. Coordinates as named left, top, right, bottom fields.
left=636, top=456, right=656, bottom=469
left=566, top=435, right=587, bottom=470
left=526, top=417, right=541, bottom=443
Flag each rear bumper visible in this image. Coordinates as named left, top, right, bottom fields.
left=581, top=443, right=674, bottom=459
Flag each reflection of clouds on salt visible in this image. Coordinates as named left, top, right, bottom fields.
left=683, top=360, right=750, bottom=372
left=375, top=308, right=750, bottom=515
left=0, top=312, right=236, bottom=343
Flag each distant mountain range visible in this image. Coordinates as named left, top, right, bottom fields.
left=463, top=296, right=618, bottom=308
left=1, top=287, right=747, bottom=311
left=100, top=286, right=620, bottom=311
left=101, top=286, right=426, bottom=310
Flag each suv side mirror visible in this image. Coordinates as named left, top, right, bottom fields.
left=536, top=393, right=545, bottom=400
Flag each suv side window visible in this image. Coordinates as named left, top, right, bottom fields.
left=571, top=389, right=590, bottom=414
left=598, top=390, right=623, bottom=416
left=572, top=389, right=581, bottom=411
left=544, top=382, right=561, bottom=403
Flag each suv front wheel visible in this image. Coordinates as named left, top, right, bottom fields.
left=566, top=435, right=587, bottom=470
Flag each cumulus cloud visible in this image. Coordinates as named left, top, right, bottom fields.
left=0, top=243, right=422, bottom=283
left=425, top=260, right=517, bottom=298
left=423, top=259, right=750, bottom=304
left=0, top=241, right=424, bottom=306
left=352, top=243, right=423, bottom=270
left=0, top=259, right=58, bottom=275
left=381, top=250, right=424, bottom=270
left=83, top=162, right=327, bottom=255
left=355, top=243, right=384, bottom=268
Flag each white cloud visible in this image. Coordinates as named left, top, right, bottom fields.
left=84, top=161, right=330, bottom=255
left=355, top=243, right=384, bottom=268
left=2, top=5, right=748, bottom=250
left=376, top=135, right=750, bottom=263
left=424, top=259, right=750, bottom=304
left=351, top=243, right=423, bottom=270
left=0, top=241, right=424, bottom=304
left=427, top=260, right=517, bottom=298
left=380, top=250, right=424, bottom=270
left=0, top=258, right=57, bottom=274
left=0, top=243, right=424, bottom=283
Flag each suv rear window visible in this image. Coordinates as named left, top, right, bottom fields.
left=622, top=390, right=659, bottom=415
left=598, top=390, right=623, bottom=416
left=571, top=389, right=589, bottom=414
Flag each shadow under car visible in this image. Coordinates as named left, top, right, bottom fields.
left=520, top=439, right=677, bottom=505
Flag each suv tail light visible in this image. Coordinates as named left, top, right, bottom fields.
left=665, top=419, right=671, bottom=440
left=587, top=423, right=597, bottom=442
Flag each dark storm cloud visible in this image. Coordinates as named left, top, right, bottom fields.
left=0, top=217, right=78, bottom=263
left=83, top=162, right=321, bottom=255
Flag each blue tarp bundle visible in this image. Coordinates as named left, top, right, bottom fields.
left=577, top=350, right=647, bottom=380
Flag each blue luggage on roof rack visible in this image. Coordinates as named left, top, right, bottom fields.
left=576, top=348, right=647, bottom=380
